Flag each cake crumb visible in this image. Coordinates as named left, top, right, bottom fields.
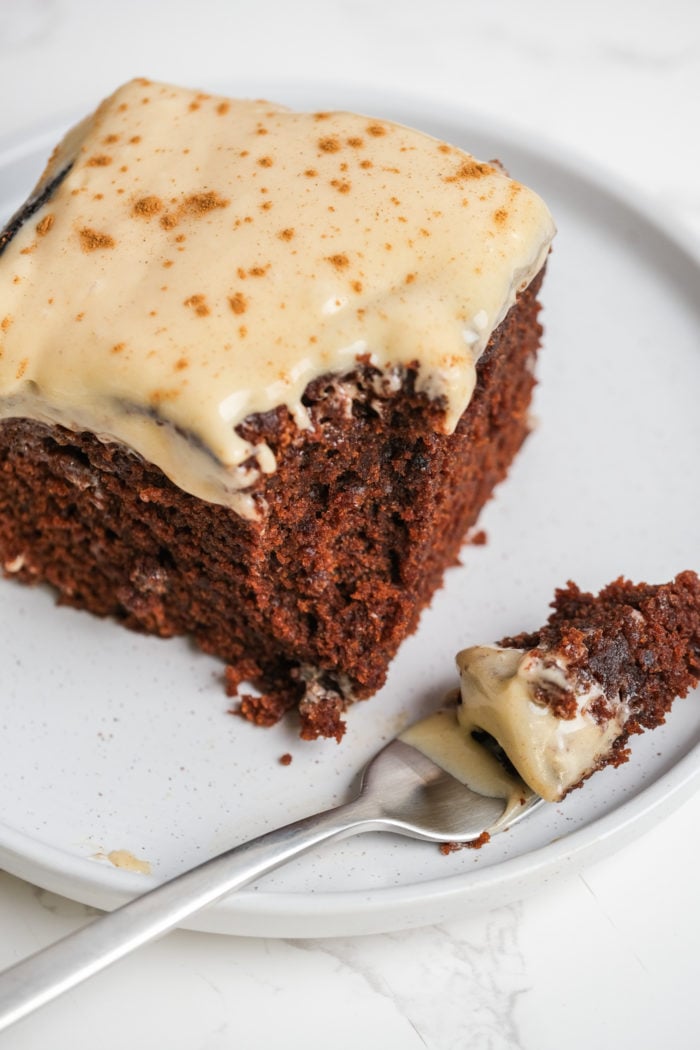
left=279, top=753, right=293, bottom=766
left=440, top=830, right=490, bottom=854
left=235, top=692, right=297, bottom=727
left=468, top=528, right=488, bottom=546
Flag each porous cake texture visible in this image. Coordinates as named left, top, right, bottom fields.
left=0, top=80, right=555, bottom=739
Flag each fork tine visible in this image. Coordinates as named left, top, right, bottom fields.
left=361, top=739, right=520, bottom=842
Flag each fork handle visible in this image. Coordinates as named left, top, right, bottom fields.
left=0, top=793, right=378, bottom=1032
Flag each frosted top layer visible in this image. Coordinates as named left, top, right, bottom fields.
left=0, top=79, right=555, bottom=516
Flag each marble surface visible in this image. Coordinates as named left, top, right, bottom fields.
left=0, top=1, right=698, bottom=1047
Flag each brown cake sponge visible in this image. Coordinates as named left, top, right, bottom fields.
left=0, top=273, right=545, bottom=741
left=500, top=570, right=700, bottom=773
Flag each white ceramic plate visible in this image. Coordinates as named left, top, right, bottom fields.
left=0, top=86, right=698, bottom=939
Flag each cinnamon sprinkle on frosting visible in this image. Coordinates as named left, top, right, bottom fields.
left=0, top=79, right=555, bottom=517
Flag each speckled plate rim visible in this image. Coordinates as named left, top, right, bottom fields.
left=0, top=80, right=698, bottom=939
left=0, top=729, right=698, bottom=939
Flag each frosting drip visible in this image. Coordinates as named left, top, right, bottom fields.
left=0, top=79, right=555, bottom=515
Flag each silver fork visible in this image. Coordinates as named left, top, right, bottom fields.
left=0, top=733, right=542, bottom=1031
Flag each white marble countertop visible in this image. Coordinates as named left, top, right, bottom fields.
left=0, top=1, right=698, bottom=1047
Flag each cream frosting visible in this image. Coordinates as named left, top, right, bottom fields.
left=0, top=79, right=555, bottom=516
left=400, top=642, right=630, bottom=825
left=400, top=704, right=532, bottom=832
left=455, top=646, right=630, bottom=802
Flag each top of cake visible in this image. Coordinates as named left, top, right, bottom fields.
left=0, top=79, right=555, bottom=515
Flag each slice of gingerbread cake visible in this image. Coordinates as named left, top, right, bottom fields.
left=456, top=571, right=700, bottom=800
left=0, top=79, right=555, bottom=740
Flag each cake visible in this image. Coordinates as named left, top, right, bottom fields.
left=456, top=571, right=700, bottom=801
left=0, top=79, right=555, bottom=740
left=400, top=571, right=700, bottom=849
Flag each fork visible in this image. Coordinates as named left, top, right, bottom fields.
left=0, top=729, right=542, bottom=1031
